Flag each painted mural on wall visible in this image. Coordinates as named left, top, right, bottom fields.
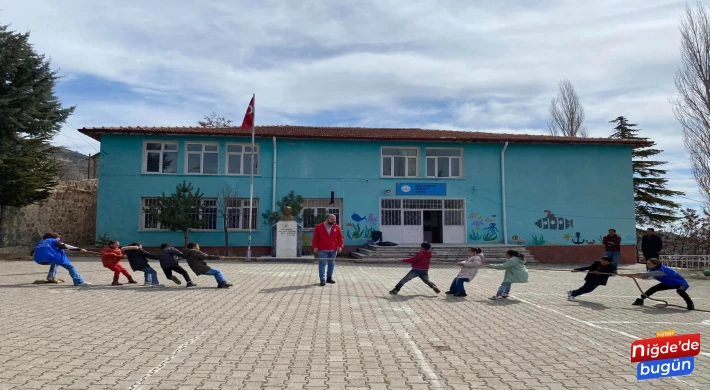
left=345, top=212, right=378, bottom=241
left=534, top=210, right=573, bottom=230
left=468, top=213, right=501, bottom=243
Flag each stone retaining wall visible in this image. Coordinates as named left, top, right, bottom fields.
left=1, top=180, right=97, bottom=248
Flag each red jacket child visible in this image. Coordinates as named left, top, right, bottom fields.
left=101, top=240, right=138, bottom=286
left=312, top=220, right=344, bottom=252
left=401, top=249, right=433, bottom=270
left=101, top=246, right=125, bottom=267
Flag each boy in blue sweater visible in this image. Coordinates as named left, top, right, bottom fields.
left=620, top=258, right=694, bottom=310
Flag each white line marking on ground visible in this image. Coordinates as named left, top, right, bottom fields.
left=399, top=331, right=443, bottom=388
left=516, top=292, right=705, bottom=299
left=128, top=330, right=206, bottom=390
left=591, top=321, right=710, bottom=326
left=511, top=295, right=710, bottom=358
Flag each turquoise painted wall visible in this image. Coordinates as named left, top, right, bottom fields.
left=96, top=134, right=634, bottom=248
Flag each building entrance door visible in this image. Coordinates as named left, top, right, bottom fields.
left=423, top=210, right=443, bottom=243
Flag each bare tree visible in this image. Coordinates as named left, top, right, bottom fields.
left=199, top=112, right=233, bottom=127
left=547, top=78, right=588, bottom=137
left=218, top=182, right=239, bottom=256
left=673, top=2, right=710, bottom=203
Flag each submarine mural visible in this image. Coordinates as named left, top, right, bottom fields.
left=534, top=210, right=573, bottom=230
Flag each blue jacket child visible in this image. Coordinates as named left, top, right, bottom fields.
left=32, top=233, right=91, bottom=286
left=620, top=258, right=693, bottom=310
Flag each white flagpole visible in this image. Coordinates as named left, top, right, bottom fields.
left=247, top=94, right=255, bottom=261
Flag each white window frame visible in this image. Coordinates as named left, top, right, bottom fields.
left=184, top=142, right=220, bottom=175
left=225, top=143, right=260, bottom=176
left=142, top=141, right=179, bottom=174
left=301, top=198, right=343, bottom=230
left=425, top=148, right=463, bottom=178
left=381, top=147, right=419, bottom=178
left=140, top=197, right=170, bottom=231
left=190, top=198, right=219, bottom=231
left=225, top=198, right=260, bottom=231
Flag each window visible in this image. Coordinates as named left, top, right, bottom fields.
left=140, top=198, right=169, bottom=230
left=426, top=148, right=462, bottom=177
left=302, top=198, right=343, bottom=229
left=226, top=144, right=259, bottom=175
left=144, top=142, right=178, bottom=174
left=189, top=198, right=218, bottom=230
left=186, top=143, right=219, bottom=174
left=225, top=198, right=259, bottom=230
left=381, top=147, right=418, bottom=177
left=380, top=199, right=402, bottom=226
left=444, top=199, right=465, bottom=226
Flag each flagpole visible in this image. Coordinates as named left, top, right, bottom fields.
left=247, top=93, right=255, bottom=261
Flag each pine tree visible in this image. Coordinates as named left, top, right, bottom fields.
left=609, top=116, right=683, bottom=227
left=145, top=181, right=207, bottom=246
left=0, top=25, right=74, bottom=246
left=0, top=25, right=75, bottom=143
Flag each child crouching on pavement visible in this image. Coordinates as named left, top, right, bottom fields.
left=445, top=247, right=484, bottom=297
left=389, top=242, right=441, bottom=295
left=567, top=256, right=617, bottom=300
left=182, top=243, right=233, bottom=288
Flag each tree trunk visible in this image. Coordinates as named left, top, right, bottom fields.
left=183, top=229, right=189, bottom=247
left=0, top=205, right=6, bottom=248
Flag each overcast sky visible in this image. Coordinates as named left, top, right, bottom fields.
left=4, top=0, right=706, bottom=211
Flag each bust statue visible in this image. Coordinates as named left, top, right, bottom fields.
left=281, top=206, right=294, bottom=221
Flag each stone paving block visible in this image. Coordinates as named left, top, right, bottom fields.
left=1, top=260, right=709, bottom=389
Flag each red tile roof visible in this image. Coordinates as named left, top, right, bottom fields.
left=78, top=125, right=650, bottom=146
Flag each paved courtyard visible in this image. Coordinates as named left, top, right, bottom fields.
left=0, top=258, right=709, bottom=390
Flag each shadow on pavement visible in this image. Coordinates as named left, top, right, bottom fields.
left=567, top=300, right=610, bottom=311
left=260, top=284, right=319, bottom=293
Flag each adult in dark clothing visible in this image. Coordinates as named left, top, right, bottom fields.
left=602, top=228, right=621, bottom=267
left=124, top=243, right=164, bottom=287
left=641, top=228, right=663, bottom=260
left=567, top=256, right=617, bottom=300
left=182, top=243, right=233, bottom=288
left=159, top=243, right=196, bottom=287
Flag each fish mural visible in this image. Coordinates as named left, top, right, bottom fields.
left=346, top=212, right=378, bottom=241
left=468, top=213, right=499, bottom=242
left=534, top=210, right=573, bottom=231
left=351, top=213, right=367, bottom=223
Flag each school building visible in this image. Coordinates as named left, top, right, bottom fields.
left=79, top=125, right=646, bottom=263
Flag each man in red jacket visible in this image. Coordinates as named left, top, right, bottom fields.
left=312, top=214, right=344, bottom=286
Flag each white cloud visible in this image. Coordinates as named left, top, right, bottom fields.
left=3, top=0, right=708, bottom=209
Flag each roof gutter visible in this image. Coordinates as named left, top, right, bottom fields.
left=501, top=142, right=509, bottom=245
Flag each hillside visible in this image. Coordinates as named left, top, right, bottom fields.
left=53, top=147, right=94, bottom=180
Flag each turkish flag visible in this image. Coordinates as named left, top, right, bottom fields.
left=241, top=95, right=254, bottom=129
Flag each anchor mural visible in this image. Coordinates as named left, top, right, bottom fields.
left=534, top=210, right=573, bottom=231
left=571, top=232, right=586, bottom=245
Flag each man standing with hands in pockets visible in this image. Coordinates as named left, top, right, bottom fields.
left=312, top=214, right=344, bottom=286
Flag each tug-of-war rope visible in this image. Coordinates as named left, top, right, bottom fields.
left=527, top=268, right=710, bottom=313
left=47, top=251, right=710, bottom=312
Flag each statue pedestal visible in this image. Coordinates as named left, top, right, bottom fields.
left=271, top=221, right=302, bottom=258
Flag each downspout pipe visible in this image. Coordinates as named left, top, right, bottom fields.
left=272, top=137, right=277, bottom=212
left=501, top=142, right=509, bottom=245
